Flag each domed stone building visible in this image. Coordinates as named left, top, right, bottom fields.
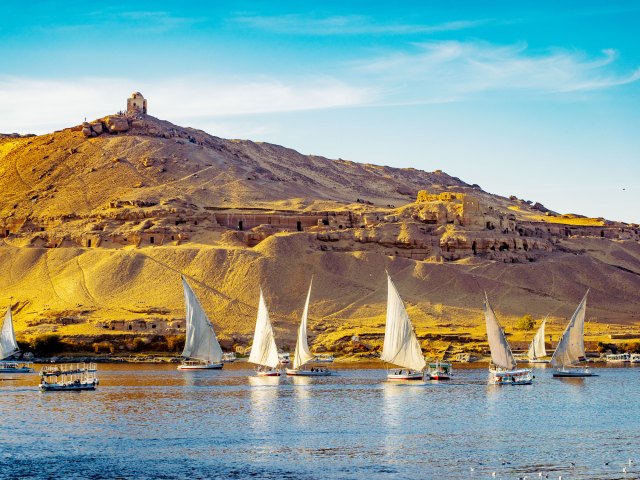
left=127, top=92, right=147, bottom=115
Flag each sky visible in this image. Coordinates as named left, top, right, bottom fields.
left=1, top=1, right=639, bottom=222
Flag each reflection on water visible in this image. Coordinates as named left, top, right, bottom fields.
left=1, top=364, right=639, bottom=479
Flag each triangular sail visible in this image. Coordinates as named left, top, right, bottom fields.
left=550, top=292, right=588, bottom=368
left=483, top=293, right=517, bottom=370
left=248, top=288, right=280, bottom=369
left=293, top=279, right=315, bottom=369
left=380, top=274, right=426, bottom=372
left=181, top=277, right=223, bottom=364
left=0, top=307, right=19, bottom=360
left=527, top=320, right=547, bottom=360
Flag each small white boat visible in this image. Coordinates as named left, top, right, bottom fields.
left=551, top=291, right=596, bottom=378
left=380, top=273, right=426, bottom=381
left=39, top=363, right=99, bottom=391
left=278, top=352, right=291, bottom=365
left=631, top=354, right=640, bottom=364
left=222, top=352, right=237, bottom=363
left=313, top=354, right=335, bottom=363
left=484, top=293, right=533, bottom=386
left=1, top=305, right=34, bottom=373
left=606, top=353, right=630, bottom=363
left=286, top=279, right=332, bottom=377
left=248, top=288, right=281, bottom=377
left=427, top=361, right=453, bottom=380
left=177, top=277, right=224, bottom=370
left=526, top=319, right=549, bottom=364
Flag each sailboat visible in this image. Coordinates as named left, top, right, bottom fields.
left=526, top=319, right=549, bottom=364
left=550, top=291, right=596, bottom=377
left=484, top=293, right=533, bottom=385
left=248, top=288, right=281, bottom=376
left=380, top=273, right=426, bottom=380
left=177, top=277, right=224, bottom=370
left=286, top=278, right=331, bottom=376
left=0, top=304, right=34, bottom=373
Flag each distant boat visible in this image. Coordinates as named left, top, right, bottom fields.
left=380, top=273, right=426, bottom=380
left=248, top=288, right=281, bottom=376
left=39, top=363, right=98, bottom=391
left=0, top=305, right=34, bottom=374
left=177, top=277, right=224, bottom=370
left=313, top=354, right=335, bottom=363
left=286, top=279, right=331, bottom=377
left=427, top=360, right=453, bottom=380
left=551, top=291, right=596, bottom=377
left=222, top=352, right=237, bottom=363
left=527, top=319, right=549, bottom=364
left=605, top=353, right=630, bottom=363
left=484, top=293, right=533, bottom=385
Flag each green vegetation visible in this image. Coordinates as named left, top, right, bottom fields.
left=515, top=314, right=536, bottom=331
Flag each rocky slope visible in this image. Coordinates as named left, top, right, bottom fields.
left=1, top=111, right=639, bottom=355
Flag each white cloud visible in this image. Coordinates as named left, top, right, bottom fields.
left=0, top=76, right=375, bottom=134
left=354, top=41, right=640, bottom=101
left=232, top=14, right=484, bottom=35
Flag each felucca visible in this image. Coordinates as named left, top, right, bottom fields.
left=526, top=319, right=549, bottom=364
left=177, top=277, right=224, bottom=370
left=0, top=304, right=34, bottom=373
left=380, top=273, right=426, bottom=380
left=550, top=291, right=596, bottom=377
left=484, top=293, right=533, bottom=385
left=248, top=288, right=281, bottom=376
left=286, top=278, right=331, bottom=377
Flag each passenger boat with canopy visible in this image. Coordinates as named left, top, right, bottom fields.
left=39, top=363, right=98, bottom=391
left=484, top=293, right=533, bottom=385
left=177, top=277, right=224, bottom=370
left=380, top=273, right=426, bottom=380
left=248, top=288, right=281, bottom=376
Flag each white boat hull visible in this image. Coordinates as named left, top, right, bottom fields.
left=553, top=367, right=597, bottom=377
left=387, top=371, right=423, bottom=381
left=285, top=368, right=331, bottom=376
left=257, top=370, right=281, bottom=377
left=177, top=363, right=223, bottom=370
left=0, top=365, right=34, bottom=373
left=527, top=359, right=549, bottom=364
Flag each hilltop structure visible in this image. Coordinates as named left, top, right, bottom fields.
left=127, top=92, right=147, bottom=115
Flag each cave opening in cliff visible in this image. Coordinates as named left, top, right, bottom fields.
left=297, top=221, right=302, bottom=232
left=472, top=241, right=477, bottom=255
left=87, top=239, right=91, bottom=248
left=238, top=220, right=244, bottom=231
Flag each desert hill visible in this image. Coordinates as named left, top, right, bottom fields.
left=1, top=95, right=639, bottom=356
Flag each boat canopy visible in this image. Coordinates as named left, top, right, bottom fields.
left=0, top=308, right=19, bottom=361
left=181, top=277, right=223, bottom=364
left=550, top=292, right=588, bottom=368
left=380, top=274, right=426, bottom=372
left=483, top=293, right=517, bottom=370
left=248, top=288, right=280, bottom=369
left=292, top=279, right=316, bottom=369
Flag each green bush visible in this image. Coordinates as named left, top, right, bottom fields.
left=515, top=314, right=536, bottom=331
left=30, top=334, right=64, bottom=356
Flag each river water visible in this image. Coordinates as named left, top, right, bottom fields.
left=1, top=362, right=639, bottom=479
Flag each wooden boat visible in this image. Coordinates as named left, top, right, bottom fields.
left=39, top=363, right=98, bottom=391
left=286, top=278, right=332, bottom=377
left=551, top=292, right=597, bottom=378
left=380, top=273, right=426, bottom=381
left=484, top=293, right=533, bottom=385
left=249, top=288, right=281, bottom=377
left=0, top=305, right=34, bottom=373
left=177, top=277, right=224, bottom=370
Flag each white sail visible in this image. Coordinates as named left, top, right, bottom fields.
left=380, top=274, right=426, bottom=372
left=527, top=320, right=547, bottom=360
left=248, top=288, right=280, bottom=369
left=181, top=277, right=223, bottom=364
left=550, top=292, right=588, bottom=368
left=483, top=293, right=517, bottom=370
left=293, top=279, right=315, bottom=369
left=0, top=307, right=19, bottom=361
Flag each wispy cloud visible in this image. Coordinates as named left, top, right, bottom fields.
left=232, top=14, right=485, bottom=35
left=0, top=76, right=375, bottom=134
left=353, top=41, right=640, bottom=101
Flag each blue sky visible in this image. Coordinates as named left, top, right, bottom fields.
left=1, top=1, right=639, bottom=222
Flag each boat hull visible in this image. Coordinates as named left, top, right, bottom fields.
left=428, top=374, right=451, bottom=380
left=527, top=359, right=549, bottom=364
left=387, top=372, right=423, bottom=381
left=177, top=363, right=223, bottom=370
left=257, top=370, right=281, bottom=377
left=285, top=368, right=331, bottom=376
left=553, top=368, right=597, bottom=377
left=0, top=366, right=34, bottom=373
left=39, top=382, right=97, bottom=391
